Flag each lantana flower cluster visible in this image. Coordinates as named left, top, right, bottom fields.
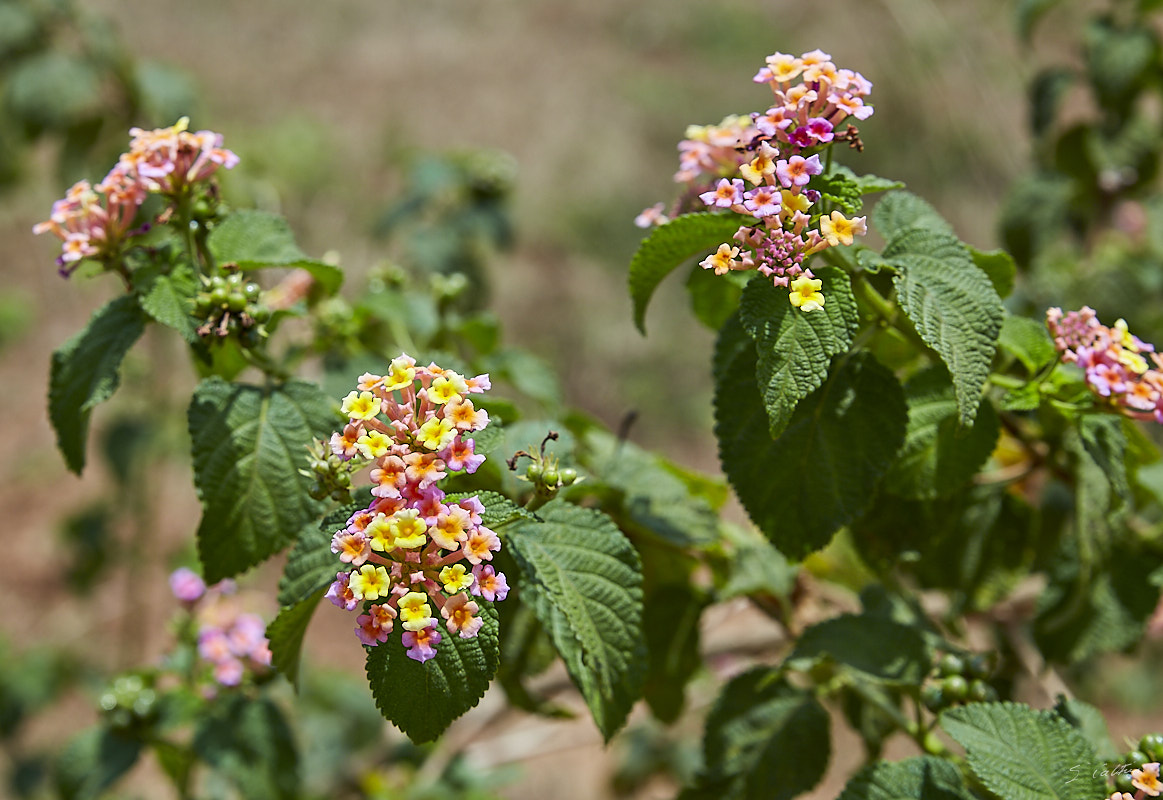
left=322, top=355, right=509, bottom=663
left=1046, top=306, right=1163, bottom=422
left=1106, top=760, right=1162, bottom=799
left=636, top=49, right=874, bottom=313
left=33, top=117, right=237, bottom=275
left=169, top=568, right=272, bottom=688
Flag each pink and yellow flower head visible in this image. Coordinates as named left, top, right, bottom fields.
left=1132, top=762, right=1162, bottom=796
left=647, top=50, right=874, bottom=311
left=35, top=119, right=237, bottom=276
left=1047, top=307, right=1163, bottom=424
left=320, top=356, right=508, bottom=662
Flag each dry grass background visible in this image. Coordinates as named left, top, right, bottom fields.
left=3, top=1, right=1152, bottom=798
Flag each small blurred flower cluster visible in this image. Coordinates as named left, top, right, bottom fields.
left=1047, top=306, right=1163, bottom=422
left=321, top=355, right=508, bottom=663
left=33, top=117, right=237, bottom=275
left=637, top=49, right=874, bottom=312
left=169, top=567, right=272, bottom=688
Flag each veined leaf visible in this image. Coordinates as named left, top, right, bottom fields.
left=714, top=316, right=907, bottom=558
left=506, top=501, right=646, bottom=740
left=188, top=378, right=336, bottom=582
left=365, top=602, right=500, bottom=743
left=208, top=209, right=343, bottom=294
left=786, top=613, right=929, bottom=685
left=630, top=212, right=745, bottom=333
left=871, top=191, right=953, bottom=241
left=941, top=702, right=1104, bottom=800
left=277, top=498, right=366, bottom=607
left=837, top=756, right=976, bottom=800
left=267, top=586, right=326, bottom=689
left=54, top=725, right=142, bottom=800
left=138, top=263, right=199, bottom=343
left=681, top=668, right=830, bottom=800
left=49, top=295, right=147, bottom=474
left=884, top=366, right=1001, bottom=500
left=885, top=228, right=1003, bottom=424
left=999, top=314, right=1057, bottom=376
left=193, top=695, right=299, bottom=799
left=738, top=267, right=859, bottom=438
left=970, top=247, right=1017, bottom=299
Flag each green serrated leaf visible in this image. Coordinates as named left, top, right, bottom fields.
left=787, top=613, right=929, bottom=684
left=999, top=314, right=1058, bottom=376
left=1053, top=697, right=1120, bottom=762
left=716, top=522, right=798, bottom=601
left=837, top=756, right=976, bottom=800
left=49, top=295, right=147, bottom=474
left=208, top=210, right=343, bottom=294
left=138, top=264, right=200, bottom=343
left=739, top=267, right=859, bottom=438
left=189, top=378, right=336, bottom=582
left=267, top=586, right=326, bottom=689
left=885, top=228, right=1003, bottom=425
left=643, top=583, right=706, bottom=723
left=941, top=702, right=1104, bottom=800
left=630, top=212, right=745, bottom=333
left=687, top=262, right=747, bottom=330
left=577, top=427, right=719, bottom=548
left=970, top=247, right=1017, bottom=299
left=193, top=696, right=299, bottom=800
left=365, top=602, right=500, bottom=743
left=506, top=501, right=646, bottom=740
left=871, top=191, right=953, bottom=241
left=1079, top=415, right=1130, bottom=507
left=447, top=490, right=528, bottom=529
left=884, top=366, right=1001, bottom=500
left=53, top=725, right=142, bottom=800
left=683, top=668, right=830, bottom=800
left=831, top=165, right=905, bottom=196
left=714, top=316, right=907, bottom=559
left=811, top=171, right=863, bottom=215
left=278, top=498, right=365, bottom=606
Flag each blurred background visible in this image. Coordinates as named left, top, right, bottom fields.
left=4, top=0, right=1161, bottom=797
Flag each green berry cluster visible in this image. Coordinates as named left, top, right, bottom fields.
left=193, top=268, right=269, bottom=346
left=1110, top=734, right=1163, bottom=792
left=921, top=652, right=997, bottom=712
left=98, top=674, right=158, bottom=732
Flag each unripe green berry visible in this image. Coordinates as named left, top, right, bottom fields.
left=525, top=463, right=543, bottom=481
left=1128, top=750, right=1150, bottom=768
left=227, top=273, right=244, bottom=288
left=250, top=306, right=271, bottom=323
left=1115, top=773, right=1134, bottom=793
left=209, top=287, right=229, bottom=306
left=968, top=679, right=992, bottom=703
left=966, top=653, right=992, bottom=679
left=942, top=675, right=969, bottom=702
left=542, top=468, right=559, bottom=487
left=560, top=467, right=578, bottom=486
left=1141, top=733, right=1163, bottom=761
left=244, top=282, right=261, bottom=302
left=921, top=684, right=945, bottom=712
left=937, top=654, right=964, bottom=678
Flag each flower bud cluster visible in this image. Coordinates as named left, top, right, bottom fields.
left=1046, top=307, right=1163, bottom=422
left=193, top=268, right=270, bottom=345
left=639, top=50, right=873, bottom=312
left=169, top=568, right=272, bottom=688
left=322, top=355, right=509, bottom=663
left=33, top=117, right=237, bottom=275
